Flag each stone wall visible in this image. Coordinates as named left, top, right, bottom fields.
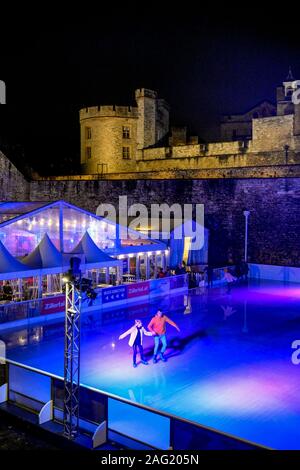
left=1, top=149, right=300, bottom=267
left=0, top=151, right=29, bottom=200
left=134, top=139, right=300, bottom=172
left=29, top=177, right=300, bottom=267
left=252, top=115, right=295, bottom=151
left=141, top=141, right=244, bottom=160
left=156, top=99, right=170, bottom=142
left=36, top=164, right=300, bottom=180
left=135, top=151, right=300, bottom=174
left=220, top=101, right=277, bottom=141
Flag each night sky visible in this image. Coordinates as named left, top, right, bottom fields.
left=1, top=8, right=300, bottom=175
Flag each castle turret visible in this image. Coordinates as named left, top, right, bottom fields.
left=79, top=89, right=169, bottom=174
left=277, top=68, right=296, bottom=116
left=135, top=88, right=158, bottom=149
left=79, top=105, right=138, bottom=174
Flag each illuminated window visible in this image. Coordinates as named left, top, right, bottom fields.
left=86, top=146, right=92, bottom=159
left=122, top=146, right=130, bottom=159
left=85, top=127, right=92, bottom=139
left=122, top=126, right=130, bottom=139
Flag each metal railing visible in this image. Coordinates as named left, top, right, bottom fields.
left=0, top=275, right=188, bottom=326
left=187, top=266, right=236, bottom=290
left=212, top=266, right=236, bottom=284
left=0, top=299, right=42, bottom=324
left=0, top=357, right=268, bottom=450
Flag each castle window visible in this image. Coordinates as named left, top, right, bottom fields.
left=122, top=126, right=130, bottom=139
left=122, top=146, right=131, bottom=159
left=86, top=146, right=92, bottom=159
left=85, top=127, right=92, bottom=140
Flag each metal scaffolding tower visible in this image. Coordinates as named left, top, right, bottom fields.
left=63, top=277, right=82, bottom=439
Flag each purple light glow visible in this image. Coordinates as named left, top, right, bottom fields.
left=184, top=359, right=300, bottom=417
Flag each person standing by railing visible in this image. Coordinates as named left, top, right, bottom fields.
left=157, top=267, right=166, bottom=278
left=3, top=281, right=13, bottom=301
left=223, top=268, right=237, bottom=294
left=175, top=262, right=187, bottom=275
left=204, top=265, right=214, bottom=288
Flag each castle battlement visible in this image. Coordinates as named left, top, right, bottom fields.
left=79, top=88, right=170, bottom=174
left=135, top=88, right=158, bottom=100
left=80, top=105, right=138, bottom=120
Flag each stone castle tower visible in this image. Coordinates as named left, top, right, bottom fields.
left=80, top=88, right=169, bottom=174
left=276, top=68, right=300, bottom=138
left=276, top=67, right=297, bottom=116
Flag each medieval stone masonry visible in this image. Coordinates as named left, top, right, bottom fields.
left=76, top=76, right=300, bottom=178
left=1, top=74, right=300, bottom=266
left=79, top=88, right=170, bottom=174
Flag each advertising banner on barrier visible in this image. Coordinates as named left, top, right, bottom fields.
left=170, top=275, right=186, bottom=290
left=127, top=281, right=150, bottom=298
left=102, top=285, right=127, bottom=304
left=41, top=295, right=65, bottom=315
left=150, top=278, right=170, bottom=297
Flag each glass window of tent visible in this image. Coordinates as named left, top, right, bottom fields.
left=0, top=201, right=165, bottom=258
left=0, top=205, right=61, bottom=257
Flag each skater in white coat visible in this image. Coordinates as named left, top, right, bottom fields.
left=119, top=319, right=153, bottom=368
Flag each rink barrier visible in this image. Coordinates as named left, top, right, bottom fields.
left=249, top=263, right=300, bottom=283
left=0, top=358, right=268, bottom=450
left=0, top=274, right=188, bottom=328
